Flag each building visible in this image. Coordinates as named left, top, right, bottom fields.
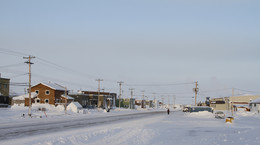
left=210, top=97, right=229, bottom=110
left=210, top=95, right=260, bottom=111
left=69, top=90, right=116, bottom=109
left=27, top=82, right=74, bottom=106
left=0, top=75, right=10, bottom=107
left=249, top=98, right=260, bottom=113
left=12, top=92, right=38, bottom=106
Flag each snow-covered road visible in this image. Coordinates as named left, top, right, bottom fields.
left=1, top=109, right=260, bottom=145
left=0, top=111, right=165, bottom=141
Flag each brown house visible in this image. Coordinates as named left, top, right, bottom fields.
left=25, top=82, right=74, bottom=106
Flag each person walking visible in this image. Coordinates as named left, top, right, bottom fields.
left=167, top=108, right=170, bottom=115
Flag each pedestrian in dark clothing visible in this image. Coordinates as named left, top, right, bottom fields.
left=167, top=108, right=170, bottom=115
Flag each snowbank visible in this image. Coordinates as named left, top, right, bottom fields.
left=67, top=102, right=82, bottom=113
left=186, top=111, right=215, bottom=118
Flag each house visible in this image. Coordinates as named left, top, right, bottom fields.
left=28, top=82, right=74, bottom=106
left=0, top=75, right=10, bottom=107
left=12, top=92, right=38, bottom=106
left=249, top=98, right=260, bottom=113
left=69, top=90, right=116, bottom=109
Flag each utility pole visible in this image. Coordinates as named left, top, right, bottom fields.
left=168, top=95, right=170, bottom=108
left=65, top=87, right=67, bottom=114
left=23, top=55, right=35, bottom=117
left=193, top=81, right=199, bottom=106
left=96, top=79, right=103, bottom=108
left=231, top=88, right=234, bottom=116
left=54, top=83, right=68, bottom=115
left=129, top=88, right=134, bottom=109
left=117, top=81, right=124, bottom=111
left=141, top=90, right=145, bottom=108
left=153, top=93, right=156, bottom=108
left=173, top=95, right=176, bottom=109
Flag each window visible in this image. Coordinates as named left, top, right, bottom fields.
left=4, top=84, right=8, bottom=88
left=45, top=90, right=50, bottom=95
left=36, top=98, right=40, bottom=103
left=45, top=99, right=49, bottom=104
left=35, top=90, right=39, bottom=94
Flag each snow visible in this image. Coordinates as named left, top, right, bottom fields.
left=67, top=102, right=82, bottom=113
left=37, top=82, right=66, bottom=91
left=12, top=92, right=38, bottom=100
left=1, top=106, right=260, bottom=145
left=250, top=97, right=260, bottom=104
left=61, top=94, right=74, bottom=100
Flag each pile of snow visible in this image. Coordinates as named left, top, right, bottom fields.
left=186, top=111, right=214, bottom=118
left=67, top=102, right=82, bottom=113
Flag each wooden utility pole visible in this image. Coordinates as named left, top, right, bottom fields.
left=65, top=87, right=67, bottom=114
left=153, top=93, right=156, bottom=108
left=96, top=79, right=103, bottom=108
left=129, top=88, right=134, bottom=109
left=161, top=95, right=164, bottom=108
left=173, top=95, right=176, bottom=109
left=231, top=88, right=234, bottom=116
left=117, top=81, right=124, bottom=111
left=168, top=95, right=170, bottom=108
left=141, top=90, right=145, bottom=108
left=23, top=55, right=35, bottom=117
left=193, top=81, right=199, bottom=106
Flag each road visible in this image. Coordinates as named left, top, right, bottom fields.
left=0, top=111, right=165, bottom=141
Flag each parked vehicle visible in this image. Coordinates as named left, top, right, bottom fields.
left=215, top=111, right=225, bottom=119
left=187, top=106, right=214, bottom=113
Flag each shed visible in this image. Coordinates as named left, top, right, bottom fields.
left=12, top=92, right=38, bottom=106
left=67, top=102, right=82, bottom=113
left=249, top=97, right=260, bottom=113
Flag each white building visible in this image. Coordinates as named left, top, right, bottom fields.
left=249, top=98, right=260, bottom=113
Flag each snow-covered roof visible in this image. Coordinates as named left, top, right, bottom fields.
left=61, top=94, right=74, bottom=100
left=35, top=82, right=66, bottom=91
left=68, top=102, right=82, bottom=108
left=250, top=97, right=260, bottom=104
left=12, top=92, right=38, bottom=100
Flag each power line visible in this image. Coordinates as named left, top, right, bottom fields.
left=0, top=63, right=24, bottom=68
left=0, top=48, right=29, bottom=57
left=125, top=82, right=195, bottom=87
left=233, top=88, right=260, bottom=94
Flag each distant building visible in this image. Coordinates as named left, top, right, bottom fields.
left=249, top=98, right=260, bottom=113
left=69, top=90, right=116, bottom=109
left=28, top=82, right=74, bottom=106
left=210, top=95, right=260, bottom=110
left=0, top=75, right=10, bottom=107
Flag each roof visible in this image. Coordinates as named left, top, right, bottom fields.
left=34, top=82, right=66, bottom=91
left=12, top=92, right=38, bottom=100
left=61, top=94, right=74, bottom=100
left=68, top=102, right=82, bottom=108
left=250, top=97, right=260, bottom=104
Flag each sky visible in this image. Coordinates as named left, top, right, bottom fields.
left=1, top=0, right=260, bottom=104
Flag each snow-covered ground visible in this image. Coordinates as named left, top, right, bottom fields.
left=1, top=105, right=260, bottom=145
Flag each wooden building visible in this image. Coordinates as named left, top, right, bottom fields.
left=25, top=82, right=74, bottom=106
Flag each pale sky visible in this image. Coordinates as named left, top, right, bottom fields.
left=1, top=0, right=260, bottom=104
